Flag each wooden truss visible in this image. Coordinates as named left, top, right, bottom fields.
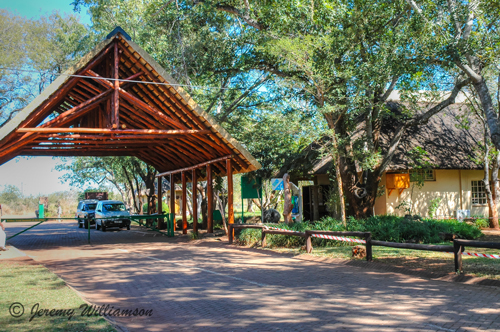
left=0, top=32, right=260, bottom=179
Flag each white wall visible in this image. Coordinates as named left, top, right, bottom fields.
left=381, top=169, right=489, bottom=218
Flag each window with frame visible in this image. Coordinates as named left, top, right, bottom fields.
left=409, top=169, right=435, bottom=182
left=471, top=180, right=487, bottom=205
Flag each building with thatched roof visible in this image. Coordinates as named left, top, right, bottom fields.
left=290, top=93, right=489, bottom=220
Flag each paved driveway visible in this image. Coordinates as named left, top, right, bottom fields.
left=5, top=221, right=500, bottom=331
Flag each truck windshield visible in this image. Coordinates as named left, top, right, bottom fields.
left=103, top=203, right=126, bottom=212
left=86, top=204, right=97, bottom=210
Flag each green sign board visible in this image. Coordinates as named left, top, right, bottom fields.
left=38, top=204, right=44, bottom=219
left=213, top=210, right=223, bottom=221
left=241, top=176, right=262, bottom=199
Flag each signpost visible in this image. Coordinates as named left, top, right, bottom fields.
left=241, top=176, right=262, bottom=223
left=271, top=178, right=284, bottom=191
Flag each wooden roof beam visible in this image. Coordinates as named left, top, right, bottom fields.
left=119, top=71, right=144, bottom=87
left=118, top=88, right=187, bottom=130
left=157, top=155, right=233, bottom=177
left=17, top=128, right=210, bottom=135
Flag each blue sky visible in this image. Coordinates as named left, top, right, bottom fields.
left=0, top=1, right=92, bottom=196
left=0, top=0, right=91, bottom=24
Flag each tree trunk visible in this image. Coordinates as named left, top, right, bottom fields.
left=186, top=188, right=193, bottom=219
left=122, top=165, right=139, bottom=213
left=332, top=135, right=347, bottom=227
left=283, top=173, right=293, bottom=223
left=199, top=184, right=208, bottom=229
left=247, top=199, right=254, bottom=212
left=216, top=191, right=228, bottom=234
left=490, top=152, right=500, bottom=229
left=338, top=156, right=381, bottom=219
left=474, top=80, right=500, bottom=149
left=481, top=120, right=500, bottom=229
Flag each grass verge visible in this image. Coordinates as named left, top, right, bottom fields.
left=0, top=260, right=116, bottom=332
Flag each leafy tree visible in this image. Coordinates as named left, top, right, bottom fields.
left=57, top=156, right=159, bottom=214
left=192, top=0, right=469, bottom=218
left=405, top=0, right=500, bottom=228
left=0, top=184, right=23, bottom=204
left=68, top=0, right=486, bottom=221
left=0, top=10, right=90, bottom=127
left=405, top=1, right=500, bottom=154
left=456, top=73, right=500, bottom=229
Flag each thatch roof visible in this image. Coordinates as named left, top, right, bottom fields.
left=291, top=101, right=483, bottom=177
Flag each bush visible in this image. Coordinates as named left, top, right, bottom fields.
left=474, top=218, right=489, bottom=229
left=235, top=215, right=483, bottom=248
left=237, top=228, right=261, bottom=246
left=347, top=215, right=482, bottom=243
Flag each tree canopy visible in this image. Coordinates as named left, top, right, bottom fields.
left=3, top=1, right=500, bottom=221
left=0, top=9, right=89, bottom=126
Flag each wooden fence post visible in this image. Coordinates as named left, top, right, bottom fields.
left=365, top=232, right=372, bottom=261
left=306, top=232, right=312, bottom=253
left=261, top=229, right=267, bottom=247
left=453, top=240, right=463, bottom=274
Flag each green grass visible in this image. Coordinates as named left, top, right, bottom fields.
left=0, top=262, right=116, bottom=332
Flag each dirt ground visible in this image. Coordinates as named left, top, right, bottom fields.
left=479, top=228, right=500, bottom=241
left=360, top=228, right=500, bottom=280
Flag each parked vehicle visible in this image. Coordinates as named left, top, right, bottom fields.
left=75, top=200, right=99, bottom=228
left=95, top=200, right=131, bottom=231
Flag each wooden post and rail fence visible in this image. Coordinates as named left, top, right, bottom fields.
left=228, top=224, right=500, bottom=274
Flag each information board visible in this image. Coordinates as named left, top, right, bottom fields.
left=271, top=178, right=284, bottom=191
left=241, top=176, right=262, bottom=199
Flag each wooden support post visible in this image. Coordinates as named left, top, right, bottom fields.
left=182, top=171, right=187, bottom=234
left=157, top=176, right=164, bottom=230
left=207, top=164, right=213, bottom=233
left=113, top=40, right=120, bottom=128
left=228, top=224, right=233, bottom=244
left=170, top=174, right=176, bottom=232
left=305, top=233, right=312, bottom=253
left=454, top=240, right=463, bottom=274
left=261, top=230, right=267, bottom=248
left=227, top=159, right=234, bottom=239
left=365, top=233, right=372, bottom=261
left=192, top=169, right=198, bottom=234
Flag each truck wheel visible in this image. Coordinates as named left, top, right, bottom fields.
left=96, top=222, right=100, bottom=230
left=127, top=224, right=131, bottom=230
left=101, top=223, right=106, bottom=232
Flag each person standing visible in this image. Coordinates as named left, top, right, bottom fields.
left=0, top=220, right=7, bottom=251
left=57, top=205, right=62, bottom=222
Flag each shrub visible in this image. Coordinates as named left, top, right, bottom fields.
left=474, top=218, right=489, bottom=229
left=237, top=228, right=262, bottom=246
left=235, top=214, right=483, bottom=247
